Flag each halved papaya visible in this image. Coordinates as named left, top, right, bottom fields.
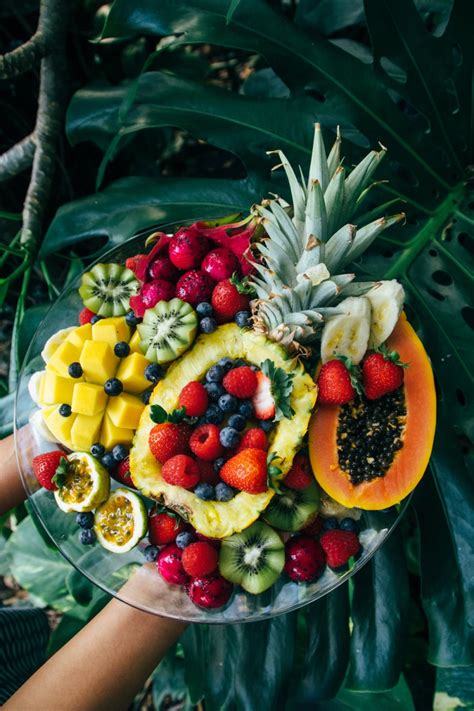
left=309, top=314, right=436, bottom=510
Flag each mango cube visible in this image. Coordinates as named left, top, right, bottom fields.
left=100, top=414, right=134, bottom=449
left=107, top=393, right=144, bottom=429
left=128, top=330, right=142, bottom=354
left=71, top=413, right=103, bottom=451
left=43, top=406, right=76, bottom=446
left=46, top=341, right=82, bottom=378
left=80, top=340, right=118, bottom=384
left=71, top=382, right=107, bottom=416
left=92, top=317, right=131, bottom=348
left=66, top=323, right=92, bottom=349
left=116, top=352, right=149, bottom=393
left=40, top=371, right=75, bottom=406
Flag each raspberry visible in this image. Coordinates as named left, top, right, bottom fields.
left=148, top=511, right=185, bottom=546
left=189, top=424, right=224, bottom=461
left=161, top=455, right=200, bottom=489
left=148, top=423, right=191, bottom=464
left=157, top=544, right=188, bottom=585
left=79, top=307, right=96, bottom=325
left=320, top=529, right=361, bottom=569
left=178, top=381, right=209, bottom=418
left=223, top=366, right=258, bottom=399
left=181, top=541, right=219, bottom=577
left=284, top=453, right=312, bottom=490
left=237, top=428, right=268, bottom=452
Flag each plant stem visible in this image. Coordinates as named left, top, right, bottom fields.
left=0, top=134, right=36, bottom=182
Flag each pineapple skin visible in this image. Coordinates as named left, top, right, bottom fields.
left=130, top=324, right=317, bottom=539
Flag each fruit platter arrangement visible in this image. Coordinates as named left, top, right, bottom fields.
left=18, top=125, right=436, bottom=620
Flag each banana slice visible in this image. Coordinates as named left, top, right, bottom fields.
left=28, top=370, right=45, bottom=405
left=41, top=327, right=75, bottom=363
left=320, top=296, right=371, bottom=364
left=366, top=280, right=405, bottom=348
left=29, top=409, right=58, bottom=443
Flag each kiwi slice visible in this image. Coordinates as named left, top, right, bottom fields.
left=79, top=263, right=139, bottom=317
left=137, top=297, right=198, bottom=364
left=263, top=481, right=320, bottom=532
left=219, top=521, right=284, bottom=594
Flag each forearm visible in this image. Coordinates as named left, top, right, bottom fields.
left=0, top=433, right=27, bottom=515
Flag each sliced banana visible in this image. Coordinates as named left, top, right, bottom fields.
left=320, top=296, right=371, bottom=364
left=41, top=327, right=75, bottom=363
left=366, top=280, right=405, bottom=348
left=28, top=370, right=45, bottom=405
left=29, top=409, right=58, bottom=443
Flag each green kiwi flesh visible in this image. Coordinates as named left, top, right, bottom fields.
left=137, top=298, right=197, bottom=364
left=263, top=481, right=320, bottom=532
left=79, top=263, right=139, bottom=317
left=219, top=521, right=284, bottom=594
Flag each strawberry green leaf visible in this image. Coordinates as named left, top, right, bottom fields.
left=261, top=359, right=295, bottom=421
left=149, top=404, right=168, bottom=424
left=52, top=457, right=69, bottom=489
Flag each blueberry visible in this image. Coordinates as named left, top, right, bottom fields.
left=235, top=310, right=251, bottom=328
left=196, top=302, right=213, bottom=317
left=206, top=364, right=224, bottom=383
left=200, top=317, right=217, bottom=334
left=218, top=393, right=238, bottom=414
left=112, top=444, right=128, bottom=462
left=204, top=382, right=225, bottom=401
left=101, top=452, right=116, bottom=470
left=143, top=544, right=159, bottom=562
left=322, top=517, right=339, bottom=531
left=176, top=531, right=197, bottom=549
left=125, top=310, right=142, bottom=327
left=91, top=442, right=105, bottom=458
left=218, top=357, right=234, bottom=372
left=238, top=400, right=254, bottom=419
left=79, top=529, right=96, bottom=545
left=68, top=362, right=83, bottom=378
left=194, top=482, right=215, bottom=500
left=145, top=363, right=162, bottom=383
left=340, top=517, right=360, bottom=534
left=204, top=405, right=225, bottom=425
left=220, top=427, right=240, bottom=449
left=259, top=419, right=274, bottom=432
left=228, top=414, right=246, bottom=431
left=76, top=512, right=94, bottom=529
left=215, top=482, right=235, bottom=502
left=114, top=341, right=130, bottom=357
left=59, top=404, right=72, bottom=417
left=214, top=457, right=226, bottom=472
left=104, top=378, right=123, bottom=396
left=90, top=314, right=103, bottom=324
left=141, top=388, right=153, bottom=405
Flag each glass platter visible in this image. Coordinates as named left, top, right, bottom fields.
left=14, top=225, right=409, bottom=623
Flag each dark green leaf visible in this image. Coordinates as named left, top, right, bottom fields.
left=16, top=304, right=53, bottom=365
left=152, top=646, right=191, bottom=710
left=315, top=674, right=415, bottom=710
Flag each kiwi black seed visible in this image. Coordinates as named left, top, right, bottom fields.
left=219, top=521, right=284, bottom=594
left=137, top=298, right=198, bottom=364
left=79, top=263, right=140, bottom=317
left=263, top=481, right=320, bottom=532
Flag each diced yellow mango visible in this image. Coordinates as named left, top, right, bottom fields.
left=100, top=414, right=134, bottom=449
left=43, top=406, right=77, bottom=447
left=71, top=382, right=107, bottom=416
left=116, top=352, right=149, bottom=393
left=41, top=371, right=76, bottom=406
left=70, top=413, right=103, bottom=451
left=92, top=317, right=131, bottom=348
left=46, top=341, right=82, bottom=378
left=80, top=340, right=118, bottom=384
left=66, top=323, right=93, bottom=349
left=106, top=392, right=144, bottom=429
left=128, top=330, right=142, bottom=354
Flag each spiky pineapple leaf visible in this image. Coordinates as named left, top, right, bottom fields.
left=261, top=358, right=295, bottom=421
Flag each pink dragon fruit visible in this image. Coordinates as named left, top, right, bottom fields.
left=148, top=255, right=179, bottom=281
left=169, top=226, right=210, bottom=270
left=176, top=270, right=215, bottom=305
left=201, top=247, right=239, bottom=281
left=196, top=215, right=258, bottom=276
left=130, top=279, right=175, bottom=317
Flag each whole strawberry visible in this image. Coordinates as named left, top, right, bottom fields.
left=181, top=541, right=218, bottom=577
left=362, top=349, right=405, bottom=400
left=320, top=529, right=361, bottom=570
left=157, top=544, right=189, bottom=585
left=220, top=448, right=268, bottom=494
left=169, top=226, right=210, bottom=270
left=186, top=573, right=233, bottom=608
left=284, top=452, right=312, bottom=490
left=237, top=428, right=268, bottom=452
left=148, top=422, right=191, bottom=464
left=223, top=365, right=258, bottom=399
left=211, top=278, right=250, bottom=323
left=176, top=270, right=215, bottom=306
left=161, top=455, right=200, bottom=489
left=178, top=381, right=208, bottom=417
left=113, top=457, right=135, bottom=488
left=317, top=359, right=356, bottom=405
left=32, top=450, right=67, bottom=491
left=284, top=535, right=326, bottom=582
left=201, top=247, right=239, bottom=282
left=79, top=307, right=96, bottom=325
left=148, top=510, right=185, bottom=546
left=148, top=255, right=179, bottom=281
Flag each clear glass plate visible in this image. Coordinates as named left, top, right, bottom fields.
left=14, top=226, right=409, bottom=623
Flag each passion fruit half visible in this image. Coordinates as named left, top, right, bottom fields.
left=54, top=452, right=110, bottom=513
left=94, top=488, right=147, bottom=554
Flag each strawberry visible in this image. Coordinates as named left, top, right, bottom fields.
left=148, top=423, right=191, bottom=464
left=161, top=455, right=200, bottom=489
left=148, top=255, right=179, bottom=281
left=362, top=349, right=405, bottom=400
left=157, top=544, right=188, bottom=585
left=114, top=457, right=135, bottom=488
left=169, top=226, right=210, bottom=270
left=284, top=452, right=312, bottom=490
left=32, top=450, right=68, bottom=491
left=176, top=270, right=215, bottom=306
left=79, top=307, right=96, bottom=325
left=284, top=536, right=326, bottom=582
left=190, top=424, right=224, bottom=461
left=223, top=366, right=258, bottom=399
left=317, top=359, right=356, bottom=405
left=178, top=381, right=208, bottom=417
left=237, top=428, right=268, bottom=452
left=252, top=371, right=275, bottom=420
left=211, top=278, right=250, bottom=323
left=201, top=247, right=239, bottom=282
left=181, top=541, right=219, bottom=577
left=320, top=529, right=361, bottom=570
left=220, top=448, right=268, bottom=494
left=148, top=510, right=185, bottom=546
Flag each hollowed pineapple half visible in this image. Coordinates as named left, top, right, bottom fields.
left=130, top=324, right=317, bottom=538
left=32, top=317, right=152, bottom=452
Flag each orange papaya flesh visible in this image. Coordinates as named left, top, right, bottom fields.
left=309, top=314, right=436, bottom=510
